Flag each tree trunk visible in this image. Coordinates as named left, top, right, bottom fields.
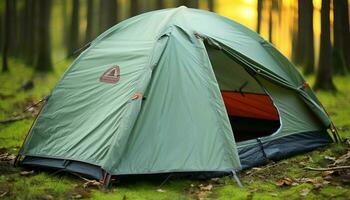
left=178, top=0, right=199, bottom=8
left=99, top=0, right=117, bottom=33
left=208, top=0, right=214, bottom=11
left=294, top=0, right=314, bottom=74
left=85, top=0, right=94, bottom=43
left=333, top=0, right=350, bottom=74
left=67, top=0, right=80, bottom=57
left=314, top=0, right=336, bottom=91
left=22, top=0, right=35, bottom=63
left=256, top=0, right=263, bottom=33
left=268, top=1, right=273, bottom=43
left=156, top=0, right=163, bottom=9
left=26, top=0, right=39, bottom=66
left=2, top=0, right=12, bottom=72
left=130, top=0, right=139, bottom=17
left=35, top=0, right=53, bottom=71
left=61, top=0, right=68, bottom=49
left=0, top=9, right=3, bottom=54
left=340, top=0, right=350, bottom=71
left=7, top=0, right=17, bottom=57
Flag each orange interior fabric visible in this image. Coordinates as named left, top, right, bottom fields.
left=221, top=91, right=279, bottom=121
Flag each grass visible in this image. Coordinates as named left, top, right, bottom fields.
left=0, top=59, right=350, bottom=199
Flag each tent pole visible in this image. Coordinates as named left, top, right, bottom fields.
left=102, top=172, right=112, bottom=189
left=231, top=170, right=243, bottom=188
left=14, top=96, right=49, bottom=167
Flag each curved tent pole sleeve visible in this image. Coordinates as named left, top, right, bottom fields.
left=14, top=96, right=50, bottom=167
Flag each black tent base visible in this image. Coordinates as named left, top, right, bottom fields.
left=19, top=130, right=333, bottom=186
left=238, top=130, right=333, bottom=169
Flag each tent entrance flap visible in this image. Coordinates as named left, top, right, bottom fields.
left=205, top=45, right=280, bottom=142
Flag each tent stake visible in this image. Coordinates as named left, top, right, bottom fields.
left=231, top=170, right=243, bottom=188
left=102, top=172, right=112, bottom=189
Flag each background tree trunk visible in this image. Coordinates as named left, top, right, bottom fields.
left=61, top=0, right=68, bottom=49
left=340, top=0, right=350, bottom=71
left=294, top=0, right=314, bottom=74
left=256, top=0, right=263, bottom=33
left=22, top=0, right=35, bottom=63
left=178, top=0, right=199, bottom=8
left=35, top=0, right=53, bottom=71
left=0, top=9, right=3, bottom=54
left=7, top=0, right=17, bottom=57
left=85, top=0, right=94, bottom=43
left=130, top=0, right=139, bottom=17
left=314, top=0, right=336, bottom=91
left=26, top=0, right=38, bottom=66
left=67, top=0, right=80, bottom=57
left=156, top=0, right=163, bottom=9
left=99, top=0, right=117, bottom=33
left=2, top=0, right=12, bottom=72
left=333, top=0, right=350, bottom=74
left=268, top=1, right=273, bottom=43
left=208, top=0, right=214, bottom=11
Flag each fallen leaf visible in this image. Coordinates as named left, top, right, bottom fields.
left=300, top=189, right=310, bottom=196
left=20, top=170, right=34, bottom=176
left=0, top=153, right=16, bottom=161
left=199, top=184, right=213, bottom=191
left=83, top=180, right=101, bottom=188
left=71, top=194, right=82, bottom=199
left=321, top=170, right=335, bottom=177
left=275, top=178, right=293, bottom=187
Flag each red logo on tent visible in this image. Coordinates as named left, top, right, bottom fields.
left=100, top=65, right=120, bottom=84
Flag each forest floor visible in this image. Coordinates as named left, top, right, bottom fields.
left=0, top=59, right=350, bottom=200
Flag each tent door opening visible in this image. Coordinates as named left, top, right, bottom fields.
left=205, top=44, right=281, bottom=142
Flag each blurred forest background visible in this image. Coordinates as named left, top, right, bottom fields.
left=0, top=0, right=349, bottom=90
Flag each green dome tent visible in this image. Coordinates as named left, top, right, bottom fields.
left=17, top=7, right=337, bottom=185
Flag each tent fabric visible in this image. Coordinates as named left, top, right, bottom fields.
left=19, top=7, right=333, bottom=177
left=221, top=91, right=279, bottom=121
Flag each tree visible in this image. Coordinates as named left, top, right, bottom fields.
left=178, top=0, right=199, bottom=8
left=156, top=0, right=164, bottom=9
left=333, top=0, right=350, bottom=74
left=2, top=0, right=12, bottom=72
left=130, top=0, right=139, bottom=17
left=61, top=0, right=68, bottom=49
left=21, top=0, right=36, bottom=64
left=256, top=0, right=263, bottom=33
left=314, top=0, right=336, bottom=91
left=208, top=0, right=214, bottom=11
left=268, top=0, right=273, bottom=42
left=6, top=0, right=17, bottom=57
left=67, top=0, right=80, bottom=57
left=99, top=0, right=117, bottom=33
left=35, top=0, right=53, bottom=71
left=0, top=9, right=3, bottom=54
left=293, top=0, right=314, bottom=74
left=85, top=0, right=94, bottom=43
